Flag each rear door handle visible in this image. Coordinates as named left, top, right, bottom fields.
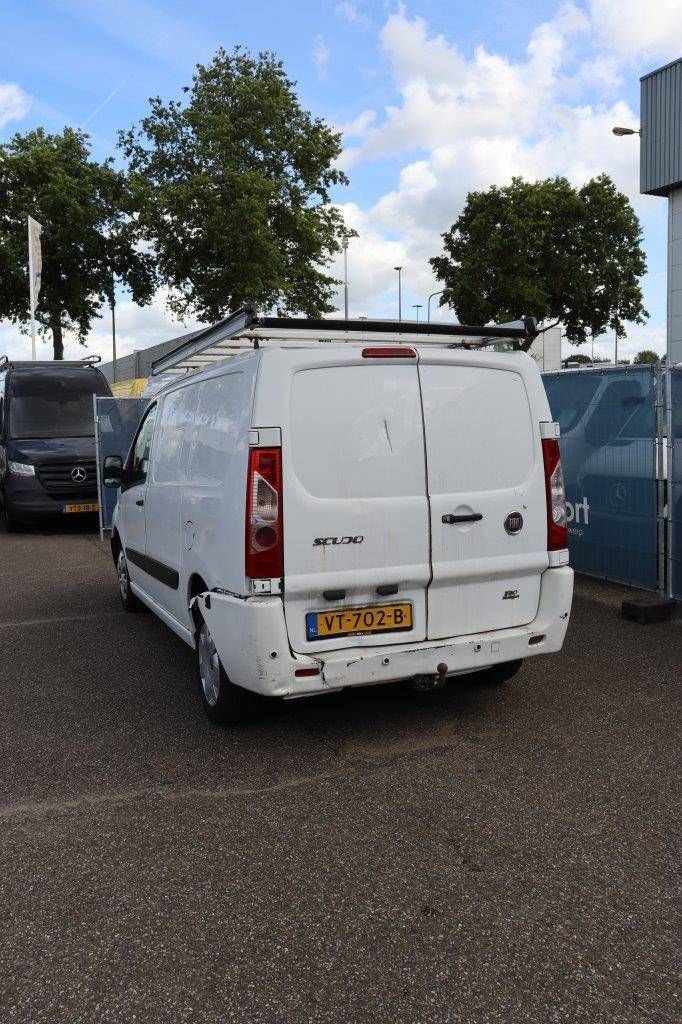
left=135, top=498, right=144, bottom=507
left=442, top=512, right=482, bottom=524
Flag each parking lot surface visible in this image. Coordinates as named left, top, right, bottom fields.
left=0, top=521, right=679, bottom=1024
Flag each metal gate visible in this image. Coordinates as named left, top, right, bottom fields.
left=94, top=396, right=149, bottom=537
left=542, top=366, right=659, bottom=590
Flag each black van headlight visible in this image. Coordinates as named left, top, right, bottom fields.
left=8, top=461, right=35, bottom=477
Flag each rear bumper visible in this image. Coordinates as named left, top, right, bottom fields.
left=196, top=566, right=574, bottom=698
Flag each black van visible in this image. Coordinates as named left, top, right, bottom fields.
left=0, top=358, right=112, bottom=530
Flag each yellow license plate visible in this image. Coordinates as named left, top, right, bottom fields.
left=306, top=603, right=413, bottom=640
left=63, top=502, right=100, bottom=513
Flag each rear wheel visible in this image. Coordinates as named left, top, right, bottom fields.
left=116, top=548, right=143, bottom=612
left=475, top=659, right=524, bottom=686
left=196, top=618, right=258, bottom=725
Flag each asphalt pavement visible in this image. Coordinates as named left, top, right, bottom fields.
left=0, top=519, right=679, bottom=1023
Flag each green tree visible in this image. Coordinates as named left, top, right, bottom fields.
left=565, top=353, right=595, bottom=365
left=633, top=349, right=659, bottom=364
left=119, top=47, right=349, bottom=322
left=430, top=175, right=647, bottom=350
left=0, top=127, right=156, bottom=359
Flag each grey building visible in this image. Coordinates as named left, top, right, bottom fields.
left=99, top=328, right=203, bottom=385
left=640, top=58, right=682, bottom=364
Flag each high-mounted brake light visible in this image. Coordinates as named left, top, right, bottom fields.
left=361, top=347, right=416, bottom=359
left=542, top=438, right=568, bottom=551
left=245, top=447, right=283, bottom=578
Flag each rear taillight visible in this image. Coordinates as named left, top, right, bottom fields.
left=541, top=438, right=568, bottom=551
left=245, top=447, right=283, bottom=578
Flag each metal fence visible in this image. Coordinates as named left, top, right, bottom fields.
left=542, top=366, right=660, bottom=591
left=670, top=367, right=682, bottom=599
left=94, top=396, right=149, bottom=537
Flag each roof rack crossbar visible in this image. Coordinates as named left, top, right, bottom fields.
left=0, top=355, right=102, bottom=370
left=150, top=305, right=538, bottom=376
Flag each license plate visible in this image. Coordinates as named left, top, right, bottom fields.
left=63, top=502, right=100, bottom=513
left=306, top=603, right=413, bottom=641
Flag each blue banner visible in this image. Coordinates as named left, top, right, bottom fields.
left=542, top=367, right=658, bottom=590
left=95, top=397, right=149, bottom=531
left=671, top=368, right=682, bottom=599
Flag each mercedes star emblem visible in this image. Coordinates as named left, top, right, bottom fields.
left=71, top=466, right=87, bottom=483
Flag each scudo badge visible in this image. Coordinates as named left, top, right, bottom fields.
left=504, top=511, right=523, bottom=535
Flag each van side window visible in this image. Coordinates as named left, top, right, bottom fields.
left=130, top=404, right=157, bottom=485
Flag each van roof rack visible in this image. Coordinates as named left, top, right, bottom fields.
left=151, top=303, right=538, bottom=375
left=0, top=354, right=101, bottom=371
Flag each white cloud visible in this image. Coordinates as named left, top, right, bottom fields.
left=360, top=4, right=591, bottom=161
left=326, top=203, right=408, bottom=317
left=0, top=82, right=31, bottom=128
left=589, top=0, right=682, bottom=61
left=313, top=36, right=330, bottom=79
left=335, top=1, right=369, bottom=27
left=339, top=108, right=376, bottom=140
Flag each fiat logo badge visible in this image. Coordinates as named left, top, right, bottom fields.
left=504, top=511, right=523, bottom=535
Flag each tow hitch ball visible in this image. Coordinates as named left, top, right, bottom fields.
left=412, top=662, right=449, bottom=692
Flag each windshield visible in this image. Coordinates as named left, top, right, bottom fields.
left=9, top=369, right=111, bottom=439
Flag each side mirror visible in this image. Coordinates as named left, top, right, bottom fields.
left=103, top=454, right=123, bottom=488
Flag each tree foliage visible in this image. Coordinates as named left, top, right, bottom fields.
left=633, top=349, right=660, bottom=364
left=430, top=175, right=648, bottom=350
left=0, top=127, right=156, bottom=359
left=119, top=47, right=349, bottom=322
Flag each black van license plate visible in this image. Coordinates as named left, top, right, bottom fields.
left=306, top=603, right=412, bottom=640
left=63, top=502, right=100, bottom=513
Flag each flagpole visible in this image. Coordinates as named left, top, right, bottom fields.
left=28, top=217, right=37, bottom=360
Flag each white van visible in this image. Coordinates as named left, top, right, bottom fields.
left=104, top=313, right=574, bottom=724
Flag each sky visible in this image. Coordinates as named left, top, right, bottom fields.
left=0, top=0, right=679, bottom=365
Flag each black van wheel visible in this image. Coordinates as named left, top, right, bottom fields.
left=476, top=659, right=524, bottom=686
left=196, top=618, right=257, bottom=725
left=116, top=548, right=143, bottom=612
left=2, top=501, right=23, bottom=533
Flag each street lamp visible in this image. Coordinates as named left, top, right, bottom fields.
left=427, top=289, right=444, bottom=323
left=343, top=239, right=349, bottom=319
left=394, top=266, right=403, bottom=321
left=612, top=126, right=641, bottom=136
left=413, top=304, right=422, bottom=323
left=108, top=272, right=117, bottom=382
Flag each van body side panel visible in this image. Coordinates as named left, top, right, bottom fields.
left=180, top=368, right=254, bottom=613
left=143, top=359, right=257, bottom=627
left=418, top=352, right=550, bottom=639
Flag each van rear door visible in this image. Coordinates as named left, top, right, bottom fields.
left=281, top=351, right=430, bottom=654
left=418, top=352, right=548, bottom=639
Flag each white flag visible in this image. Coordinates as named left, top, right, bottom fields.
left=28, top=215, right=43, bottom=312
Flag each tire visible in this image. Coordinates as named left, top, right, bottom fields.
left=116, top=548, right=143, bottom=612
left=195, top=617, right=258, bottom=725
left=475, top=659, right=524, bottom=687
left=2, top=501, right=24, bottom=533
